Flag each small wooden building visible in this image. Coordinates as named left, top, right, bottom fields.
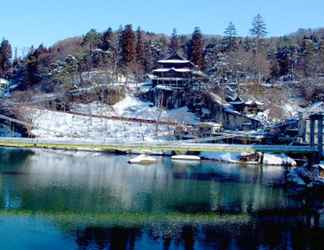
left=198, top=122, right=223, bottom=137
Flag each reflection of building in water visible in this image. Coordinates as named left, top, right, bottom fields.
left=0, top=149, right=306, bottom=216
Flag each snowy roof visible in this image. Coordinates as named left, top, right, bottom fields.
left=158, top=53, right=193, bottom=65
left=174, top=68, right=191, bottom=73
left=152, top=68, right=170, bottom=73
left=158, top=59, right=191, bottom=64
left=153, top=68, right=192, bottom=73
left=245, top=100, right=264, bottom=106
left=229, top=101, right=245, bottom=105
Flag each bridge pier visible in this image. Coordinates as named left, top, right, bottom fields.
left=318, top=115, right=323, bottom=157
left=309, top=114, right=323, bottom=159
left=310, top=118, right=315, bottom=147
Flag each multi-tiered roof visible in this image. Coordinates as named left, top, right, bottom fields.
left=149, top=53, right=208, bottom=88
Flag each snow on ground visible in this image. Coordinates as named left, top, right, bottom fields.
left=24, top=95, right=200, bottom=142
left=111, top=95, right=199, bottom=124
left=200, top=151, right=296, bottom=166
left=72, top=95, right=199, bottom=125
left=303, top=101, right=324, bottom=115
left=200, top=152, right=241, bottom=163
left=263, top=153, right=297, bottom=166
left=25, top=107, right=172, bottom=142
left=247, top=110, right=272, bottom=126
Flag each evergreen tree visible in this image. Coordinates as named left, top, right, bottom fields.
left=136, top=27, right=145, bottom=66
left=101, top=27, right=114, bottom=51
left=223, top=22, right=237, bottom=50
left=250, top=14, right=267, bottom=39
left=169, top=28, right=179, bottom=54
left=250, top=14, right=268, bottom=84
left=189, top=27, right=204, bottom=69
left=143, top=40, right=154, bottom=73
left=116, top=25, right=124, bottom=69
left=25, top=45, right=51, bottom=87
left=121, top=24, right=136, bottom=67
left=0, top=39, right=12, bottom=78
left=81, top=29, right=102, bottom=51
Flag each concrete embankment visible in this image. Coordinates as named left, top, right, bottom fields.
left=0, top=137, right=318, bottom=157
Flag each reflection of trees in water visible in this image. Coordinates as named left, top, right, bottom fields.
left=234, top=219, right=324, bottom=250
left=74, top=225, right=198, bottom=250
left=72, top=221, right=324, bottom=250
left=75, top=227, right=141, bottom=250
left=0, top=148, right=34, bottom=171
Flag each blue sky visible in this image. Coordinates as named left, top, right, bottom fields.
left=2, top=0, right=324, bottom=52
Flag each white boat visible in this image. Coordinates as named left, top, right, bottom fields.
left=171, top=155, right=201, bottom=161
left=128, top=154, right=157, bottom=165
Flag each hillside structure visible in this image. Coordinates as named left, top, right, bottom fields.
left=148, top=53, right=208, bottom=108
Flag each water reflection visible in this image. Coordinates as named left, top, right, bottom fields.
left=0, top=148, right=322, bottom=249
left=70, top=221, right=324, bottom=250
left=0, top=149, right=299, bottom=214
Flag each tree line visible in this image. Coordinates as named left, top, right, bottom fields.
left=2, top=14, right=324, bottom=92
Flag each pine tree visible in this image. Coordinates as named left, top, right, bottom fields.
left=223, top=22, right=237, bottom=50
left=250, top=14, right=267, bottom=39
left=121, top=24, right=136, bottom=67
left=25, top=46, right=43, bottom=86
left=250, top=14, right=268, bottom=84
left=189, top=27, right=204, bottom=69
left=143, top=40, right=153, bottom=73
left=136, top=27, right=145, bottom=66
left=81, top=29, right=102, bottom=51
left=0, top=39, right=12, bottom=78
left=101, top=27, right=114, bottom=51
left=169, top=28, right=179, bottom=54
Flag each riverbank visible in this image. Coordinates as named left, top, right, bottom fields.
left=0, top=137, right=314, bottom=167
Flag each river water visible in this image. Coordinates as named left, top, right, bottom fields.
left=0, top=148, right=323, bottom=250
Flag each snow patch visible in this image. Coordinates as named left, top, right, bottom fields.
left=200, top=152, right=241, bottom=163
left=200, top=151, right=296, bottom=166
left=24, top=95, right=199, bottom=142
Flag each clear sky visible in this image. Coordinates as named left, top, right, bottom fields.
left=2, top=0, right=324, bottom=52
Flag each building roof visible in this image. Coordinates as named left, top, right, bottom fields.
left=158, top=59, right=191, bottom=64
left=153, top=68, right=192, bottom=73
left=245, top=100, right=264, bottom=106
left=150, top=53, right=209, bottom=82
left=158, top=53, right=193, bottom=65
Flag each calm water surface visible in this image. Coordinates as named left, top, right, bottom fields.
left=0, top=148, right=323, bottom=250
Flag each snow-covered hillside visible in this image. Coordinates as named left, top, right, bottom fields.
left=23, top=95, right=200, bottom=142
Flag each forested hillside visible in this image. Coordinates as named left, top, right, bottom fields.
left=1, top=14, right=324, bottom=94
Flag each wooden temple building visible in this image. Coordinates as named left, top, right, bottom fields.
left=147, top=53, right=263, bottom=131
left=149, top=53, right=208, bottom=108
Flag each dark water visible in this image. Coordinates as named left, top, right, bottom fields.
left=0, top=148, right=323, bottom=250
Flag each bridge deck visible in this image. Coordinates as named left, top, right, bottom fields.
left=0, top=137, right=318, bottom=155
